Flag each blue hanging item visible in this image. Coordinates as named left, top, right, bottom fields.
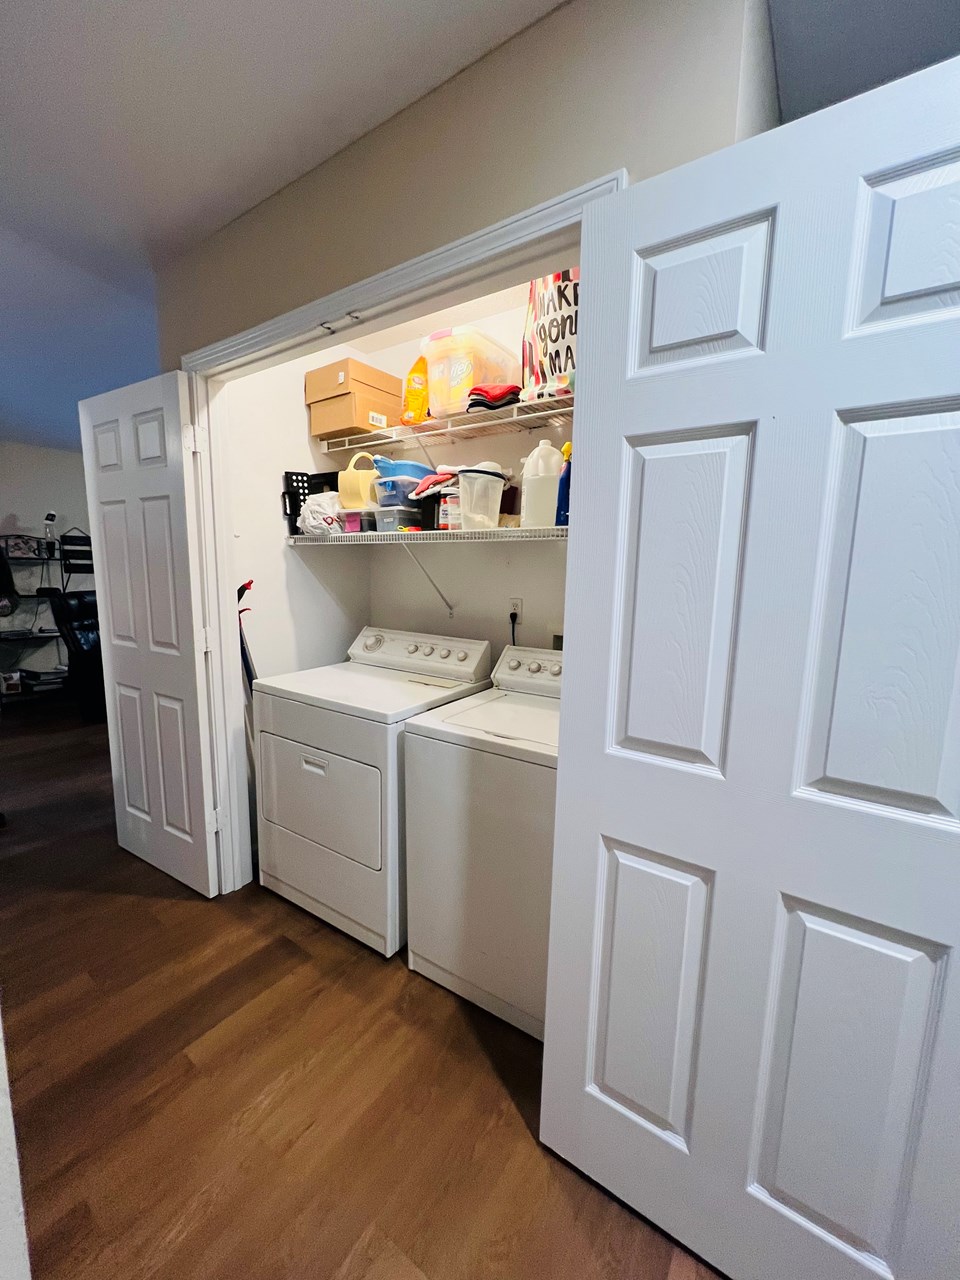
left=555, top=442, right=573, bottom=526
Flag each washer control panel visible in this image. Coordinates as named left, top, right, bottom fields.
left=492, top=646, right=563, bottom=697
left=348, top=628, right=491, bottom=683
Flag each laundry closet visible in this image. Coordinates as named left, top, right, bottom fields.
left=215, top=260, right=580, bottom=1036
left=222, top=276, right=574, bottom=682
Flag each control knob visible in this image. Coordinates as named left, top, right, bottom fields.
left=550, top=663, right=562, bottom=676
left=528, top=661, right=542, bottom=674
left=507, top=659, right=521, bottom=671
left=439, top=648, right=451, bottom=659
left=422, top=645, right=434, bottom=656
left=407, top=643, right=419, bottom=654
left=362, top=634, right=384, bottom=653
left=457, top=650, right=468, bottom=662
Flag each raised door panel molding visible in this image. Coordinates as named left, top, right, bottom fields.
left=100, top=501, right=137, bottom=646
left=751, top=898, right=946, bottom=1270
left=632, top=211, right=774, bottom=372
left=134, top=409, right=167, bottom=466
left=141, top=496, right=180, bottom=654
left=852, top=152, right=960, bottom=329
left=116, top=684, right=150, bottom=820
left=93, top=420, right=122, bottom=472
left=156, top=694, right=192, bottom=840
left=615, top=426, right=753, bottom=771
left=801, top=410, right=960, bottom=819
left=590, top=841, right=713, bottom=1150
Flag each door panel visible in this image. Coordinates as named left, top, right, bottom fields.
left=617, top=427, right=752, bottom=768
left=80, top=372, right=218, bottom=896
left=543, top=55, right=960, bottom=1280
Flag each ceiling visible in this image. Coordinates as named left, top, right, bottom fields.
left=770, top=0, right=960, bottom=121
left=0, top=0, right=562, bottom=449
left=0, top=0, right=561, bottom=292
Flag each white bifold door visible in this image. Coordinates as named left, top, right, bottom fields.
left=543, top=55, right=960, bottom=1280
left=79, top=372, right=220, bottom=896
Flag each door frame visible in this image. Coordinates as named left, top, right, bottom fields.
left=180, top=170, right=628, bottom=892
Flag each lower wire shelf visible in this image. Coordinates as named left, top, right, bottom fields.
left=288, top=527, right=569, bottom=546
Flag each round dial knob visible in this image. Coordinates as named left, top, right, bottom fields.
left=406, top=643, right=419, bottom=654
left=363, top=634, right=384, bottom=653
left=422, top=645, right=434, bottom=656
left=528, top=661, right=542, bottom=674
left=550, top=663, right=562, bottom=676
left=457, top=650, right=468, bottom=662
left=508, top=659, right=521, bottom=671
left=439, top=648, right=451, bottom=659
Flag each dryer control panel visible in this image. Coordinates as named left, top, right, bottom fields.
left=348, top=627, right=491, bottom=683
left=492, top=646, right=562, bottom=697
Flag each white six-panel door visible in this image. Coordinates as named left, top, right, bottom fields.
left=542, top=56, right=960, bottom=1280
left=79, top=373, right=220, bottom=896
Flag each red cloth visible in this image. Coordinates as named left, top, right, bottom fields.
left=467, top=383, right=521, bottom=401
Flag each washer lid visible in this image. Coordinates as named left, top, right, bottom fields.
left=253, top=662, right=490, bottom=724
left=406, top=689, right=560, bottom=765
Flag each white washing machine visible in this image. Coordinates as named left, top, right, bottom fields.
left=404, top=645, right=561, bottom=1037
left=253, top=627, right=491, bottom=956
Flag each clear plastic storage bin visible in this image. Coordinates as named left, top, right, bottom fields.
left=375, top=506, right=420, bottom=533
left=421, top=327, right=521, bottom=419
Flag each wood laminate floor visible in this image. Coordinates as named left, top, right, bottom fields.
left=0, top=701, right=721, bottom=1279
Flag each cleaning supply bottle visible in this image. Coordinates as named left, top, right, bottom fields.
left=520, top=439, right=564, bottom=528
left=555, top=441, right=572, bottom=526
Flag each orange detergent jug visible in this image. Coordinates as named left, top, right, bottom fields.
left=400, top=355, right=429, bottom=427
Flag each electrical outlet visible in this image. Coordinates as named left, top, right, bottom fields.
left=509, top=596, right=523, bottom=626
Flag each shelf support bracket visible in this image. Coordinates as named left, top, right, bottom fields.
left=400, top=543, right=455, bottom=617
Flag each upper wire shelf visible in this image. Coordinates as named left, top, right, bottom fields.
left=315, top=395, right=574, bottom=454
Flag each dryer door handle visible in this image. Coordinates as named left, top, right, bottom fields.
left=301, top=755, right=329, bottom=777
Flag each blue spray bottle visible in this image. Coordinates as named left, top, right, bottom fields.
left=555, top=441, right=572, bottom=526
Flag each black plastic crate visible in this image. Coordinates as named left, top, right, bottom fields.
left=282, top=471, right=339, bottom=535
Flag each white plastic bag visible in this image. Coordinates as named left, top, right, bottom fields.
left=297, top=492, right=342, bottom=536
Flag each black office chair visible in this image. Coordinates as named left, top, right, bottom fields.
left=37, top=588, right=106, bottom=723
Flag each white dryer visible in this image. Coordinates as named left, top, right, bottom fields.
left=404, top=645, right=561, bottom=1037
left=253, top=628, right=491, bottom=956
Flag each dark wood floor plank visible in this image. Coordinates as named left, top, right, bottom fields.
left=0, top=700, right=723, bottom=1280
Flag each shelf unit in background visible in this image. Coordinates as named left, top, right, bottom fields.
left=315, top=395, right=574, bottom=455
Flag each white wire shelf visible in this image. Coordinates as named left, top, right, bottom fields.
left=288, top=527, right=569, bottom=546
left=315, top=395, right=574, bottom=454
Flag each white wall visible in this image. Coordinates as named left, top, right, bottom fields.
left=220, top=345, right=372, bottom=680
left=0, top=440, right=93, bottom=672
left=0, top=1016, right=30, bottom=1280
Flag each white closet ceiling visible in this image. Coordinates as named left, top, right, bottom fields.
left=0, top=0, right=562, bottom=291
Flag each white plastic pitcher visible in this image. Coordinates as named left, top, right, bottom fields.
left=520, top=439, right=563, bottom=528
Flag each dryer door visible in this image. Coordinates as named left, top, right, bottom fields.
left=259, top=733, right=382, bottom=870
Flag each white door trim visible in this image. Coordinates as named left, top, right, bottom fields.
left=181, top=171, right=627, bottom=378
left=184, top=171, right=628, bottom=890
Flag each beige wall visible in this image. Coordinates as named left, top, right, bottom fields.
left=159, top=0, right=774, bottom=367
left=0, top=441, right=89, bottom=539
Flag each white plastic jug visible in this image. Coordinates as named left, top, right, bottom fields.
left=520, top=439, right=564, bottom=528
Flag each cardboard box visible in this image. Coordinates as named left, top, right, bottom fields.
left=305, top=359, right=402, bottom=440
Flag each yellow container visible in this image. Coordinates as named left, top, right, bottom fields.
left=421, top=327, right=520, bottom=419
left=338, top=452, right=380, bottom=510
